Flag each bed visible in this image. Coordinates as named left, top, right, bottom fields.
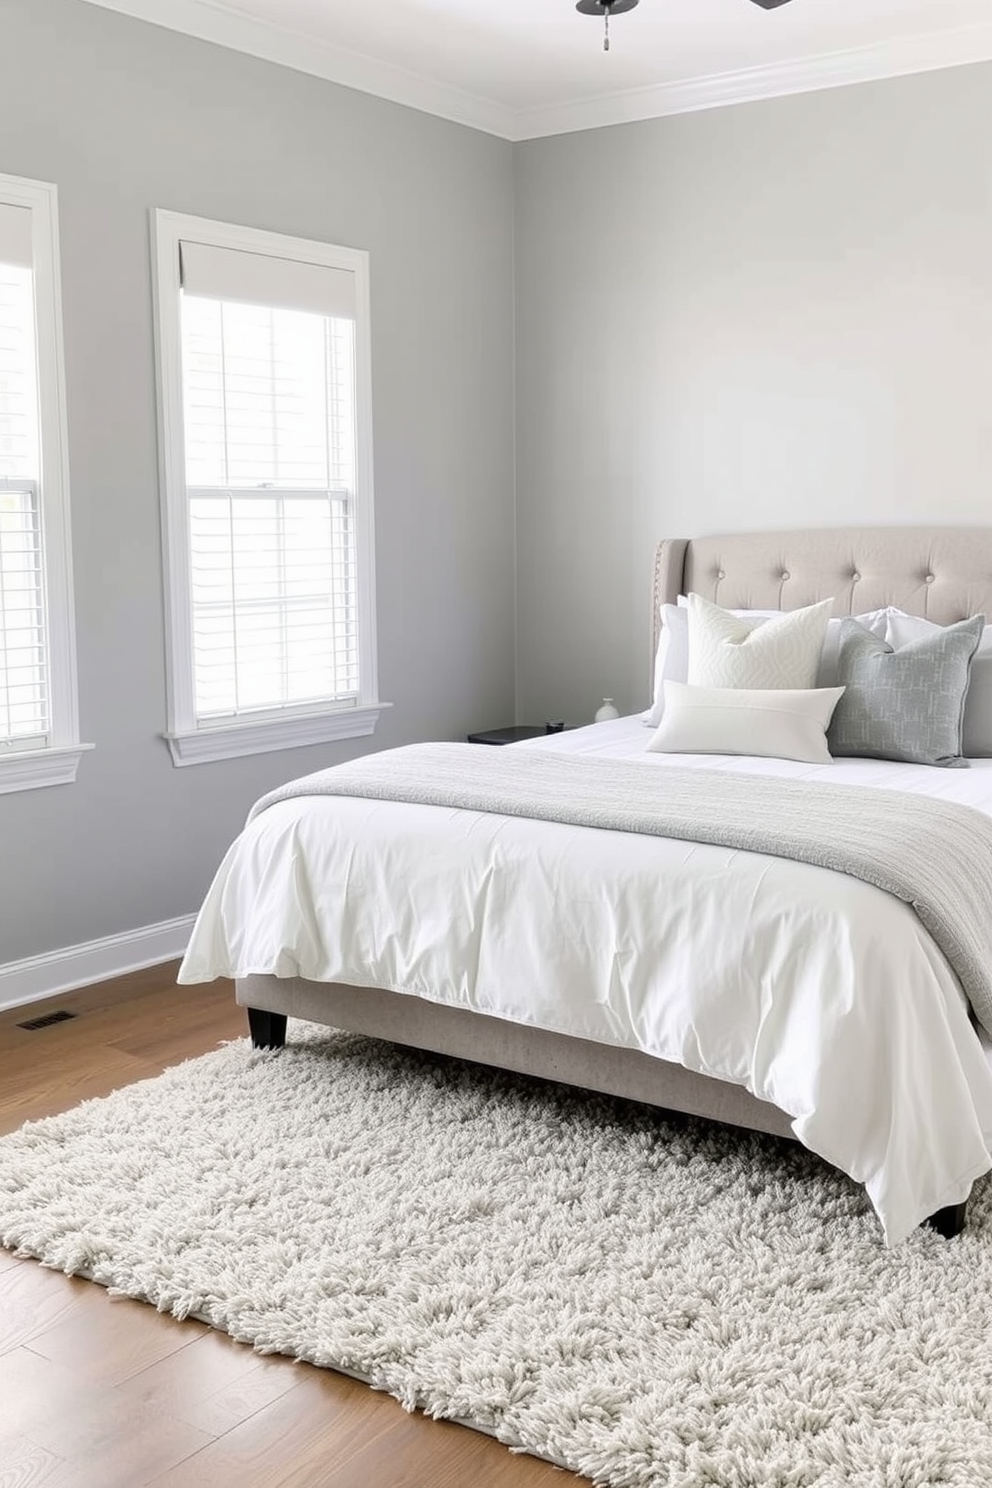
left=179, top=525, right=992, bottom=1247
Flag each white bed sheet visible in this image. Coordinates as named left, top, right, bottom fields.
left=180, top=719, right=992, bottom=1246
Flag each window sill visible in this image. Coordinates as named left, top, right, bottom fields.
left=0, top=743, right=94, bottom=795
left=164, top=702, right=392, bottom=766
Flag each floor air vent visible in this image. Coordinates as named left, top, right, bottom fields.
left=17, top=1009, right=78, bottom=1031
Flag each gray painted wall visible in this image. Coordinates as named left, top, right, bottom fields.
left=5, top=1, right=992, bottom=969
left=514, top=65, right=992, bottom=725
left=0, top=0, right=515, bottom=962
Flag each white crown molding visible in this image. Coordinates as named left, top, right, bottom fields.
left=512, top=21, right=992, bottom=140
left=77, top=0, right=517, bottom=138
left=72, top=2, right=992, bottom=141
left=0, top=914, right=196, bottom=1013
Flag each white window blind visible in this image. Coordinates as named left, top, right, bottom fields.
left=0, top=203, right=32, bottom=268
left=0, top=241, right=48, bottom=750
left=179, top=250, right=360, bottom=723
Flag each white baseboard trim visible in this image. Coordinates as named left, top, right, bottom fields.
left=0, top=915, right=196, bottom=1014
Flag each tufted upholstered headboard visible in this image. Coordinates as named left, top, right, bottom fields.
left=652, top=528, right=992, bottom=655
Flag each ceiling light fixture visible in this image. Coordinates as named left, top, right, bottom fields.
left=577, top=0, right=795, bottom=53
left=575, top=0, right=639, bottom=53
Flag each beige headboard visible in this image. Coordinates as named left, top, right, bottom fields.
left=653, top=527, right=992, bottom=655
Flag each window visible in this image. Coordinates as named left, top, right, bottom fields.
left=0, top=176, right=88, bottom=794
left=152, top=212, right=385, bottom=765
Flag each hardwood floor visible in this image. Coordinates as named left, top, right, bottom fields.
left=0, top=967, right=576, bottom=1487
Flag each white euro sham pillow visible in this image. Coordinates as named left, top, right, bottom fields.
left=648, top=682, right=846, bottom=765
left=885, top=611, right=992, bottom=757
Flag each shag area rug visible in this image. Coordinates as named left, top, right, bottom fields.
left=1, top=1031, right=991, bottom=1488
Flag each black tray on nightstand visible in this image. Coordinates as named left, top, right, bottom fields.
left=467, top=725, right=571, bottom=746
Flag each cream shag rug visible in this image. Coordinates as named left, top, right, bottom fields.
left=1, top=1030, right=991, bottom=1488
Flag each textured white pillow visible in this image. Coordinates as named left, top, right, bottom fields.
left=645, top=600, right=897, bottom=727
left=886, top=612, right=992, bottom=757
left=648, top=682, right=845, bottom=764
left=646, top=602, right=775, bottom=727
left=687, top=593, right=834, bottom=690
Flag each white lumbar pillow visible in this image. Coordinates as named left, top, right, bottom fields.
left=648, top=682, right=846, bottom=765
left=686, top=593, right=834, bottom=691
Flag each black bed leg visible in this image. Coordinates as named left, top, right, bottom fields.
left=247, top=1007, right=287, bottom=1050
left=924, top=1200, right=968, bottom=1239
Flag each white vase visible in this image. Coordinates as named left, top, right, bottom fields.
left=595, top=698, right=620, bottom=723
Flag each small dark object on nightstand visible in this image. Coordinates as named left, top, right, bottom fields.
left=467, top=724, right=575, bottom=745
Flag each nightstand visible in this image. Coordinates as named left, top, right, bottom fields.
left=467, top=724, right=569, bottom=745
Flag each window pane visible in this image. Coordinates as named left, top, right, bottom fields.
left=187, top=489, right=357, bottom=719
left=181, top=291, right=360, bottom=723
left=0, top=484, right=48, bottom=743
left=0, top=257, right=47, bottom=747
left=181, top=297, right=355, bottom=493
left=181, top=290, right=360, bottom=724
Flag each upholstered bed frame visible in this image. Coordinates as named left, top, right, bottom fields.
left=238, top=526, right=992, bottom=1234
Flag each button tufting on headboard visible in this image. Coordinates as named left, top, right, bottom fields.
left=652, top=528, right=992, bottom=663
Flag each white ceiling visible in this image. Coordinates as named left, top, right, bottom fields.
left=82, top=0, right=992, bottom=139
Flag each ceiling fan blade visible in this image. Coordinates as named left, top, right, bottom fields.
left=750, top=0, right=793, bottom=8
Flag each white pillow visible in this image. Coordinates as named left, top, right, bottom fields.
left=686, top=593, right=834, bottom=691
left=648, top=682, right=845, bottom=765
left=885, top=612, right=992, bottom=757
left=645, top=602, right=895, bottom=726
left=647, top=601, right=770, bottom=726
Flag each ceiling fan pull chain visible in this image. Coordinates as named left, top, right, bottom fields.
left=577, top=0, right=641, bottom=52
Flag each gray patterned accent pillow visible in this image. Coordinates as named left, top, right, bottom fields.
left=828, top=614, right=985, bottom=768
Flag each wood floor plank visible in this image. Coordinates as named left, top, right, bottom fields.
left=121, top=1328, right=301, bottom=1436
left=0, top=1076, right=158, bottom=1137
left=31, top=1399, right=213, bottom=1488
left=0, top=1346, right=125, bottom=1446
left=0, top=1046, right=153, bottom=1135
left=112, top=1000, right=246, bottom=1064
left=165, top=1350, right=305, bottom=1439
left=144, top=1370, right=403, bottom=1488
left=26, top=1288, right=209, bottom=1386
left=0, top=1433, right=66, bottom=1488
left=2, top=1039, right=149, bottom=1092
left=0, top=1264, right=96, bottom=1356
left=321, top=1407, right=569, bottom=1488
left=146, top=1363, right=570, bottom=1488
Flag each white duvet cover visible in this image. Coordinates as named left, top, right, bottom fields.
left=180, top=719, right=992, bottom=1246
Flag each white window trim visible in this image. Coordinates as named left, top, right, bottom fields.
left=151, top=209, right=388, bottom=767
left=0, top=173, right=91, bottom=796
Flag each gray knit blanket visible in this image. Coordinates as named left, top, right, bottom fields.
left=249, top=742, right=992, bottom=1036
